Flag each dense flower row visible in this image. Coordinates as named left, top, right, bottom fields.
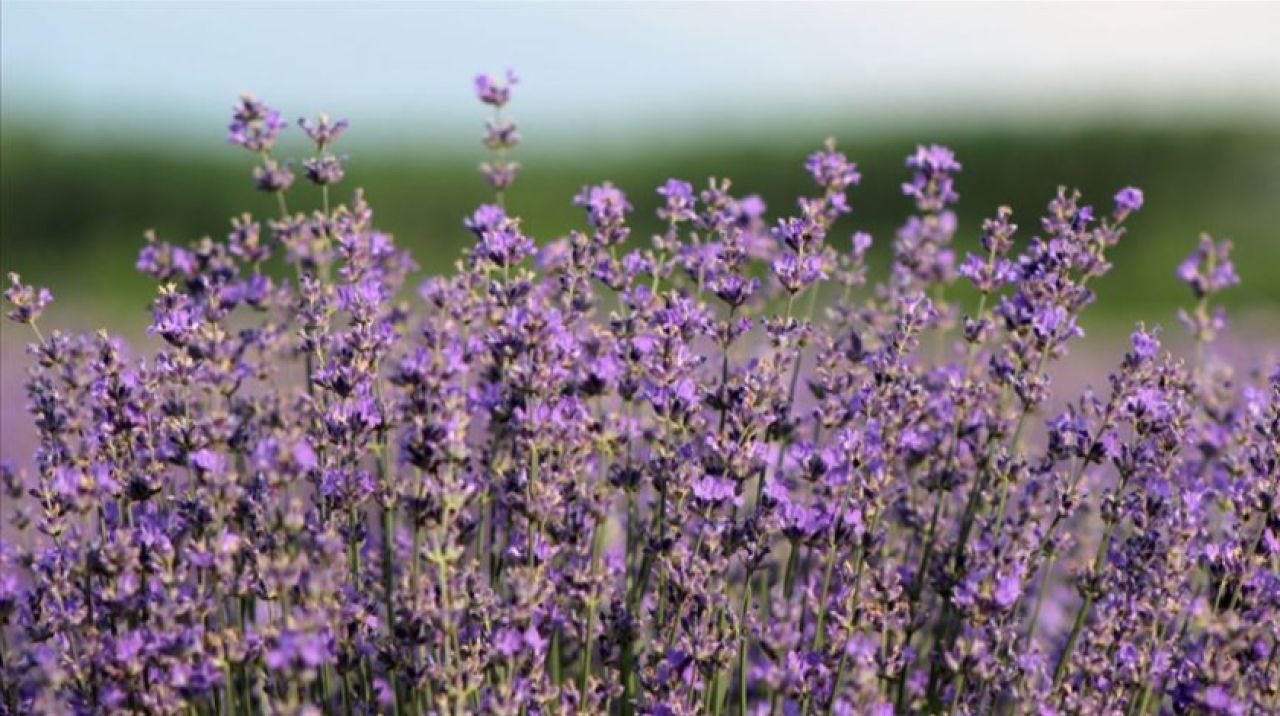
left=1, top=72, right=1276, bottom=716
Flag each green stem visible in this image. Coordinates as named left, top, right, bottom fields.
left=897, top=494, right=945, bottom=711
left=735, top=571, right=755, bottom=716
left=578, top=521, right=605, bottom=710
left=1224, top=518, right=1268, bottom=612
left=812, top=477, right=861, bottom=652
left=913, top=494, right=945, bottom=604
left=948, top=672, right=967, bottom=715
left=549, top=628, right=562, bottom=686
left=1026, top=551, right=1057, bottom=644
left=627, top=485, right=666, bottom=607
left=782, top=538, right=800, bottom=599
left=825, top=517, right=875, bottom=715
left=382, top=504, right=402, bottom=716
left=527, top=446, right=540, bottom=561
left=1053, top=591, right=1092, bottom=687
left=1053, top=508, right=1122, bottom=687
left=718, top=304, right=737, bottom=436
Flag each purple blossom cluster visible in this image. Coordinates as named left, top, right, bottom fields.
left=1, top=75, right=1277, bottom=716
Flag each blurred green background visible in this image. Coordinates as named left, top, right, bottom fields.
left=4, top=124, right=1278, bottom=327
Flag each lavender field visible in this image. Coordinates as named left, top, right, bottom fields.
left=1, top=63, right=1277, bottom=715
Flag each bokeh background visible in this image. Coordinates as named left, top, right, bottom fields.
left=2, top=2, right=1279, bottom=461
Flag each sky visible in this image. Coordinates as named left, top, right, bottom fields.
left=3, top=2, right=1279, bottom=150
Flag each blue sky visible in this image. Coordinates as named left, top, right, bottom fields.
left=3, top=2, right=1278, bottom=150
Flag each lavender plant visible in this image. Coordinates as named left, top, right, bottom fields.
left=1, top=72, right=1277, bottom=716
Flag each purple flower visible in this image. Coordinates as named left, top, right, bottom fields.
left=189, top=448, right=222, bottom=473
left=3, top=272, right=52, bottom=325
left=658, top=178, right=696, bottom=223
left=772, top=252, right=826, bottom=294
left=709, top=272, right=759, bottom=307
left=227, top=93, right=286, bottom=152
left=302, top=155, right=345, bottom=186
left=494, top=627, right=523, bottom=657
left=478, top=223, right=534, bottom=267
left=574, top=182, right=632, bottom=230
left=993, top=570, right=1022, bottom=610
left=1113, top=186, right=1144, bottom=219
left=465, top=203, right=509, bottom=235
left=1129, top=325, right=1160, bottom=361
left=298, top=114, right=350, bottom=149
left=475, top=69, right=518, bottom=107
left=902, top=143, right=961, bottom=212
left=1177, top=233, right=1239, bottom=299
left=773, top=215, right=826, bottom=254
left=252, top=161, right=295, bottom=193
left=806, top=140, right=861, bottom=192
left=692, top=475, right=740, bottom=506
left=480, top=160, right=520, bottom=190
left=483, top=117, right=520, bottom=150
left=475, top=71, right=521, bottom=195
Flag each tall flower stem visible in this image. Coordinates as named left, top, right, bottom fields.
left=811, top=473, right=862, bottom=652
left=1053, top=471, right=1131, bottom=688
left=578, top=518, right=605, bottom=711
left=825, top=515, right=874, bottom=715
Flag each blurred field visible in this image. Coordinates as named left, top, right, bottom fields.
left=4, top=123, right=1278, bottom=326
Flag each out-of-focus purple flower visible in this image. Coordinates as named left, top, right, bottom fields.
left=476, top=71, right=521, bottom=196
left=227, top=93, right=286, bottom=152
left=993, top=570, right=1022, bottom=610
left=475, top=69, right=518, bottom=107
left=1177, top=233, right=1239, bottom=299
left=772, top=215, right=826, bottom=255
left=1130, top=325, right=1160, bottom=361
left=1177, top=234, right=1239, bottom=343
left=252, top=161, right=295, bottom=193
left=806, top=140, right=861, bottom=192
left=480, top=160, right=520, bottom=190
left=189, top=448, right=223, bottom=473
left=483, top=118, right=520, bottom=150
left=710, top=272, right=760, bottom=307
left=465, top=204, right=508, bottom=235
left=3, top=272, right=52, bottom=325
left=478, top=222, right=534, bottom=268
left=575, top=182, right=632, bottom=230
left=494, top=627, right=523, bottom=657
left=692, top=475, right=740, bottom=507
left=772, top=252, right=826, bottom=294
left=1112, top=186, right=1144, bottom=220
left=902, top=143, right=961, bottom=212
left=298, top=114, right=350, bottom=149
left=303, top=155, right=345, bottom=186
left=658, top=179, right=696, bottom=224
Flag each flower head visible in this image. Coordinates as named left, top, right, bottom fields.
left=902, top=143, right=961, bottom=212
left=227, top=93, right=287, bottom=152
left=475, top=69, right=518, bottom=108
left=1113, top=186, right=1144, bottom=220
left=298, top=114, right=350, bottom=150
left=1177, top=234, right=1239, bottom=299
left=3, top=272, right=52, bottom=325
